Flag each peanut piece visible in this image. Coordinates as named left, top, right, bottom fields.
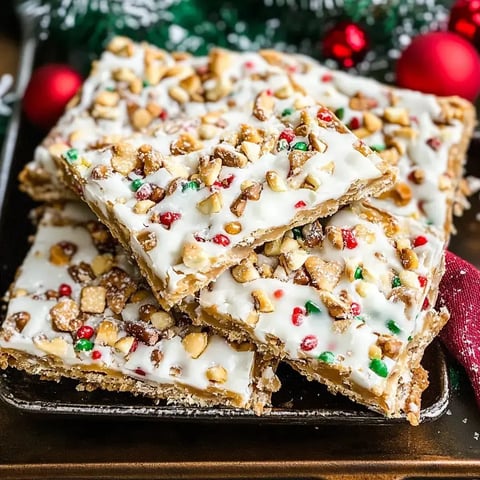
left=182, top=332, right=208, bottom=359
left=133, top=200, right=156, bottom=215
left=114, top=336, right=136, bottom=355
left=198, top=156, right=222, bottom=186
left=206, top=365, right=228, bottom=383
left=384, top=107, right=410, bottom=126
left=253, top=91, right=275, bottom=121
left=251, top=290, right=274, bottom=313
left=182, top=242, right=208, bottom=269
left=150, top=311, right=174, bottom=330
left=95, top=320, right=118, bottom=346
left=266, top=170, right=287, bottom=192
left=197, top=191, right=223, bottom=214
left=231, top=259, right=260, bottom=283
left=34, top=337, right=70, bottom=358
left=136, top=230, right=157, bottom=252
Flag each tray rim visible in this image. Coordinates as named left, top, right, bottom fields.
left=0, top=341, right=450, bottom=425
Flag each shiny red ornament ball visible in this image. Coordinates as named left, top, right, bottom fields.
left=322, top=21, right=369, bottom=68
left=449, top=0, right=480, bottom=51
left=23, top=64, right=82, bottom=129
left=396, top=32, right=480, bottom=101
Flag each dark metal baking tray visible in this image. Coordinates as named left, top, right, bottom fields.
left=0, top=36, right=451, bottom=426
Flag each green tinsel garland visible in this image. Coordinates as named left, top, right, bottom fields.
left=19, top=0, right=453, bottom=79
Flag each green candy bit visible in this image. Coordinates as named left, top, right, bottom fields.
left=305, top=300, right=321, bottom=314
left=75, top=338, right=93, bottom=352
left=64, top=148, right=78, bottom=163
left=391, top=276, right=401, bottom=288
left=131, top=179, right=143, bottom=191
left=318, top=351, right=335, bottom=364
left=407, top=335, right=413, bottom=342
left=370, top=144, right=386, bottom=152
left=105, top=86, right=115, bottom=92
left=282, top=108, right=294, bottom=116
left=369, top=358, right=389, bottom=378
left=277, top=138, right=289, bottom=151
left=292, top=227, right=303, bottom=240
left=386, top=319, right=401, bottom=334
left=142, top=79, right=150, bottom=87
left=355, top=315, right=365, bottom=322
left=292, top=141, right=308, bottom=151
left=426, top=220, right=434, bottom=226
left=354, top=266, right=363, bottom=280
left=334, top=107, right=345, bottom=120
left=182, top=180, right=200, bottom=192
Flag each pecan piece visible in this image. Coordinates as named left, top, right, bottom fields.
left=125, top=320, right=159, bottom=346
left=68, top=262, right=95, bottom=284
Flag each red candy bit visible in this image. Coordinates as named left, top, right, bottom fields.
left=294, top=200, right=307, bottom=209
left=159, top=212, right=181, bottom=229
left=418, top=275, right=428, bottom=288
left=193, top=233, right=206, bottom=243
left=413, top=235, right=428, bottom=247
left=58, top=283, right=72, bottom=297
left=321, top=73, right=333, bottom=82
left=350, top=302, right=361, bottom=316
left=212, top=174, right=235, bottom=190
left=135, top=183, right=152, bottom=200
left=422, top=297, right=430, bottom=311
left=291, top=306, right=305, bottom=326
left=279, top=128, right=296, bottom=143
left=273, top=289, right=284, bottom=299
left=349, top=117, right=361, bottom=130
left=287, top=64, right=297, bottom=73
left=130, top=338, right=139, bottom=353
left=77, top=325, right=94, bottom=340
left=159, top=110, right=168, bottom=120
left=342, top=228, right=358, bottom=249
left=212, top=234, right=230, bottom=246
left=134, top=368, right=146, bottom=376
left=91, top=350, right=102, bottom=360
left=300, top=334, right=318, bottom=352
left=317, top=107, right=333, bottom=122
left=244, top=60, right=255, bottom=69
left=265, top=89, right=273, bottom=96
left=426, top=137, right=442, bottom=151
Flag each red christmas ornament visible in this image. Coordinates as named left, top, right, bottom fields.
left=449, top=0, right=480, bottom=51
left=23, top=64, right=82, bottom=129
left=322, top=21, right=369, bottom=68
left=396, top=32, right=480, bottom=101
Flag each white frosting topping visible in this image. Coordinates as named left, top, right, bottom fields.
left=0, top=204, right=262, bottom=406
left=36, top=41, right=392, bottom=306
left=199, top=201, right=444, bottom=395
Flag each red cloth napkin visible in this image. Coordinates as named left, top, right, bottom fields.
left=438, top=251, right=480, bottom=407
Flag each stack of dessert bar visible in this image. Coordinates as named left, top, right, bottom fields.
left=1, top=37, right=475, bottom=423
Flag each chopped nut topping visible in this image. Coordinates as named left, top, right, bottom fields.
left=288, top=150, right=315, bottom=177
left=68, top=262, right=95, bottom=284
left=150, top=311, right=174, bottom=330
left=34, top=337, right=69, bottom=358
left=114, top=336, right=136, bottom=355
left=198, top=156, right=222, bottom=186
left=398, top=248, right=419, bottom=271
left=9, top=311, right=31, bottom=332
left=96, top=320, right=119, bottom=346
left=125, top=320, right=159, bottom=346
left=251, top=289, right=274, bottom=313
left=305, top=257, right=343, bottom=292
left=302, top=221, right=324, bottom=248
left=231, top=259, right=260, bottom=283
left=182, top=332, right=208, bottom=358
left=150, top=349, right=164, bottom=365
left=224, top=221, right=242, bottom=235
left=99, top=267, right=137, bottom=314
left=349, top=92, right=378, bottom=111
left=230, top=195, right=247, bottom=217
left=363, top=111, right=383, bottom=132
left=138, top=144, right=162, bottom=176
left=384, top=107, right=410, bottom=126
left=182, top=242, right=208, bottom=269
left=170, top=133, right=204, bottom=155
left=50, top=298, right=81, bottom=332
left=49, top=241, right=77, bottom=265
left=136, top=230, right=157, bottom=252
left=111, top=143, right=138, bottom=175
left=266, top=170, right=287, bottom=192
left=253, top=90, right=275, bottom=121
left=206, top=365, right=228, bottom=383
left=214, top=144, right=248, bottom=168
left=197, top=191, right=223, bottom=214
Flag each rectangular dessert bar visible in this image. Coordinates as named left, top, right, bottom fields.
left=0, top=203, right=279, bottom=412
left=21, top=41, right=474, bottom=244
left=34, top=41, right=394, bottom=309
left=197, top=201, right=448, bottom=424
